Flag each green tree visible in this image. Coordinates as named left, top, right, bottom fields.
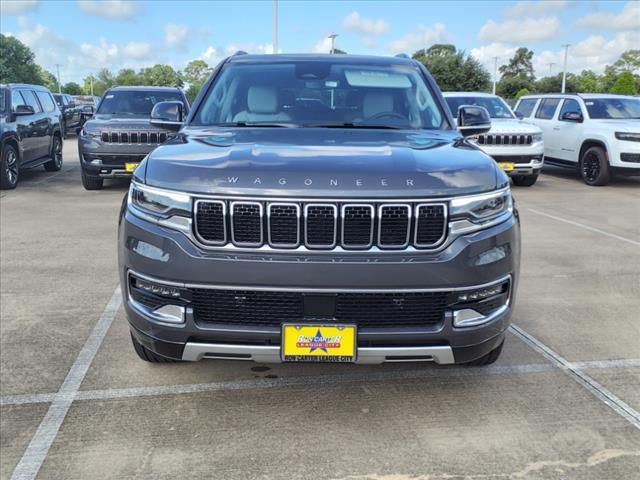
left=610, top=71, right=638, bottom=95
left=333, top=48, right=347, bottom=54
left=534, top=73, right=577, bottom=93
left=62, top=82, right=83, bottom=95
left=139, top=64, right=183, bottom=87
left=182, top=60, right=211, bottom=85
left=613, top=49, right=640, bottom=73
left=115, top=68, right=140, bottom=86
left=412, top=44, right=491, bottom=91
left=0, top=34, right=43, bottom=84
left=84, top=68, right=115, bottom=96
left=574, top=70, right=600, bottom=93
left=514, top=88, right=530, bottom=102
left=38, top=68, right=59, bottom=92
left=496, top=75, right=534, bottom=99
left=499, top=47, right=534, bottom=80
left=599, top=65, right=619, bottom=93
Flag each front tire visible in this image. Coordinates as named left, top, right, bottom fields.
left=131, top=334, right=177, bottom=363
left=580, top=146, right=610, bottom=186
left=81, top=168, right=103, bottom=190
left=512, top=173, right=539, bottom=187
left=44, top=135, right=63, bottom=172
left=464, top=340, right=504, bottom=366
left=1, top=144, right=20, bottom=190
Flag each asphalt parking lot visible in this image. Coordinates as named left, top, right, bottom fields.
left=1, top=138, right=639, bottom=480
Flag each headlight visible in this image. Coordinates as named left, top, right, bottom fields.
left=449, top=188, right=513, bottom=235
left=128, top=182, right=191, bottom=218
left=615, top=132, right=640, bottom=142
left=81, top=128, right=100, bottom=138
left=531, top=132, right=543, bottom=143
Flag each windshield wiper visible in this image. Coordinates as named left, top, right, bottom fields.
left=215, top=122, right=300, bottom=128
left=305, top=122, right=405, bottom=130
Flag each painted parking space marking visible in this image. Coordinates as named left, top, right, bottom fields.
left=527, top=208, right=640, bottom=247
left=10, top=287, right=122, bottom=480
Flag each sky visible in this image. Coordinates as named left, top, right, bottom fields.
left=1, top=0, right=638, bottom=85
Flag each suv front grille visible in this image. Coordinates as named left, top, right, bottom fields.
left=191, top=288, right=448, bottom=328
left=476, top=134, right=532, bottom=146
left=100, top=131, right=170, bottom=145
left=194, top=199, right=447, bottom=250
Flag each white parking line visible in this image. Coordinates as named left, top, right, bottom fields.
left=527, top=208, right=640, bottom=247
left=511, top=325, right=640, bottom=430
left=10, top=287, right=122, bottom=480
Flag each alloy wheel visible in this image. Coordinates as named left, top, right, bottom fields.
left=5, top=149, right=18, bottom=185
left=54, top=138, right=63, bottom=167
left=582, top=152, right=600, bottom=183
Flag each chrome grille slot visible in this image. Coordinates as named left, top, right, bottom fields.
left=342, top=204, right=374, bottom=248
left=304, top=204, right=337, bottom=248
left=159, top=132, right=167, bottom=143
left=111, top=132, right=119, bottom=143
left=415, top=204, right=447, bottom=247
left=121, top=132, right=129, bottom=143
left=150, top=132, right=158, bottom=144
left=195, top=200, right=226, bottom=245
left=475, top=134, right=533, bottom=146
left=378, top=204, right=410, bottom=248
left=231, top=202, right=263, bottom=246
left=268, top=203, right=300, bottom=247
left=140, top=132, right=148, bottom=143
left=131, top=132, right=138, bottom=143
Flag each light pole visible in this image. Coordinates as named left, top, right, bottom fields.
left=328, top=33, right=338, bottom=54
left=272, top=0, right=278, bottom=54
left=561, top=44, right=570, bottom=93
left=89, top=75, right=94, bottom=96
left=55, top=63, right=62, bottom=93
left=492, top=57, right=498, bottom=95
left=548, top=62, right=555, bottom=76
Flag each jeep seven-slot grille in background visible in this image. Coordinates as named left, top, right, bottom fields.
left=190, top=288, right=449, bottom=328
left=100, top=131, right=170, bottom=144
left=476, top=134, right=533, bottom=146
left=194, top=199, right=447, bottom=250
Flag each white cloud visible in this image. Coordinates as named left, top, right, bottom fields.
left=576, top=1, right=640, bottom=31
left=200, top=43, right=278, bottom=66
left=122, top=41, right=152, bottom=60
left=362, top=37, right=378, bottom=48
left=470, top=43, right=518, bottom=73
left=77, top=0, right=138, bottom=19
left=504, top=0, right=567, bottom=18
left=164, top=23, right=190, bottom=50
left=342, top=11, right=390, bottom=36
left=532, top=31, right=640, bottom=76
left=0, top=0, right=39, bottom=15
left=201, top=47, right=221, bottom=66
left=478, top=16, right=560, bottom=43
left=388, top=23, right=450, bottom=54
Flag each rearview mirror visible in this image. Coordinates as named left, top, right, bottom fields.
left=150, top=101, right=184, bottom=132
left=561, top=111, right=583, bottom=122
left=457, top=105, right=491, bottom=137
left=13, top=105, right=35, bottom=116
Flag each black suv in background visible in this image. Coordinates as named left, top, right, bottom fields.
left=53, top=93, right=83, bottom=137
left=78, top=86, right=188, bottom=190
left=1, top=83, right=64, bottom=190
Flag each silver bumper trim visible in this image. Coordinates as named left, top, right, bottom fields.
left=181, top=342, right=455, bottom=364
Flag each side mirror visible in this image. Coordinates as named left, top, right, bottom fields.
left=150, top=101, right=184, bottom=132
left=81, top=105, right=94, bottom=115
left=457, top=105, right=491, bottom=137
left=515, top=111, right=524, bottom=120
left=14, top=105, right=35, bottom=116
left=561, top=111, right=583, bottom=122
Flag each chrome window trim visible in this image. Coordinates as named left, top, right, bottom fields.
left=377, top=203, right=411, bottom=249
left=341, top=204, right=374, bottom=249
left=304, top=203, right=338, bottom=249
left=414, top=202, right=448, bottom=248
left=193, top=199, right=227, bottom=246
left=267, top=202, right=301, bottom=248
left=230, top=201, right=264, bottom=247
left=128, top=268, right=512, bottom=294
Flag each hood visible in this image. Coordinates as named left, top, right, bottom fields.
left=588, top=119, right=640, bottom=133
left=142, top=128, right=503, bottom=198
left=489, top=118, right=541, bottom=134
left=84, top=115, right=166, bottom=131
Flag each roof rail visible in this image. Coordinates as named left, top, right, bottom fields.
left=394, top=53, right=410, bottom=59
left=232, top=50, right=248, bottom=56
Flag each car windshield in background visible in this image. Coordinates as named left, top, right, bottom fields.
left=584, top=98, right=640, bottom=119
left=97, top=90, right=183, bottom=116
left=445, top=96, right=514, bottom=119
left=53, top=94, right=63, bottom=106
left=0, top=88, right=7, bottom=113
left=194, top=61, right=446, bottom=130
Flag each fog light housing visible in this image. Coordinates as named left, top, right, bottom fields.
left=134, top=278, right=181, bottom=298
left=458, top=283, right=504, bottom=302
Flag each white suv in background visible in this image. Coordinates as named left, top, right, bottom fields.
left=445, top=92, right=544, bottom=186
left=514, top=94, right=640, bottom=186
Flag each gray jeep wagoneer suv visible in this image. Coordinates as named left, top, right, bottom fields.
left=119, top=53, right=520, bottom=366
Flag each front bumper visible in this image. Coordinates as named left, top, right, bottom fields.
left=119, top=207, right=520, bottom=364
left=79, top=137, right=154, bottom=178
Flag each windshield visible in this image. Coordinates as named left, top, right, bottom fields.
left=97, top=90, right=184, bottom=116
left=445, top=96, right=514, bottom=119
left=584, top=97, right=640, bottom=119
left=0, top=88, right=7, bottom=113
left=193, top=61, right=446, bottom=129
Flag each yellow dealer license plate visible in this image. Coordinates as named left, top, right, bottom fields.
left=499, top=162, right=515, bottom=172
left=125, top=162, right=140, bottom=172
left=282, top=324, right=356, bottom=363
